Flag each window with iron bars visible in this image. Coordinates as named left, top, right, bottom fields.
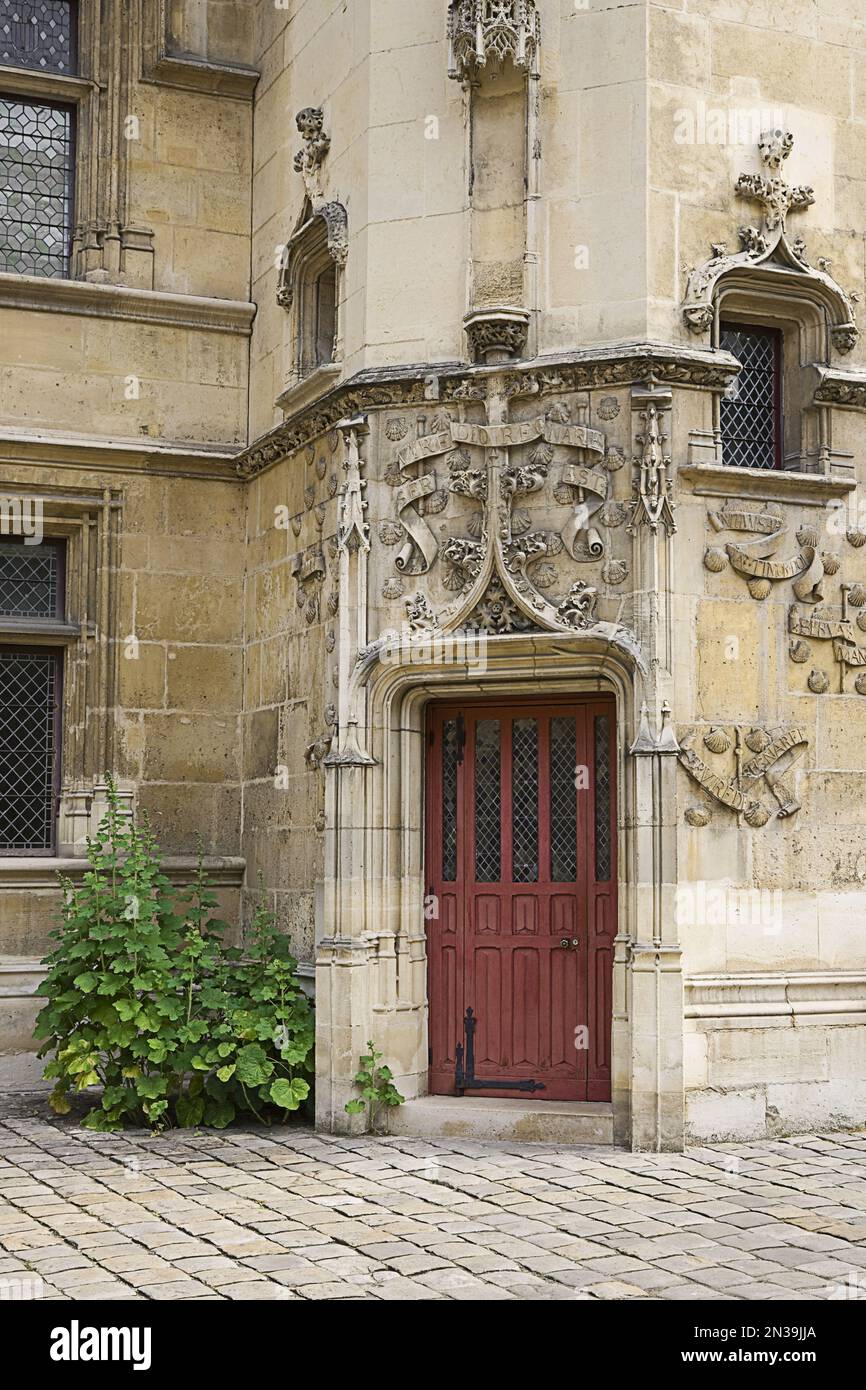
left=719, top=323, right=783, bottom=470
left=0, top=538, right=64, bottom=854
left=0, top=2, right=77, bottom=277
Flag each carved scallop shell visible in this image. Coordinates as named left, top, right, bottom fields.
left=821, top=552, right=841, bottom=575
left=384, top=417, right=409, bottom=442
left=789, top=639, right=811, bottom=664
left=511, top=509, right=532, bottom=536
left=703, top=727, right=731, bottom=754
left=384, top=463, right=402, bottom=487
left=704, top=547, right=728, bottom=573
left=327, top=591, right=339, bottom=616
left=856, top=674, right=866, bottom=695
left=378, top=520, right=404, bottom=545
left=796, top=525, right=819, bottom=548
left=602, top=558, right=629, bottom=586
left=466, top=512, right=485, bottom=540
left=382, top=577, right=404, bottom=600
left=685, top=807, right=710, bottom=828
left=601, top=501, right=628, bottom=528
left=325, top=629, right=336, bottom=653
left=316, top=456, right=327, bottom=480
left=597, top=396, right=621, bottom=421
left=744, top=802, right=770, bottom=828
left=604, top=447, right=625, bottom=472
left=327, top=430, right=340, bottom=453
left=748, top=577, right=771, bottom=600
left=848, top=584, right=866, bottom=607
left=304, top=485, right=316, bottom=510
left=532, top=560, right=558, bottom=589
left=808, top=668, right=830, bottom=693
left=291, top=515, right=302, bottom=538
left=422, top=489, right=449, bottom=515
left=328, top=474, right=338, bottom=498
left=744, top=728, right=770, bottom=753
left=553, top=482, right=574, bottom=505
left=858, top=612, right=866, bottom=633
left=847, top=530, right=866, bottom=548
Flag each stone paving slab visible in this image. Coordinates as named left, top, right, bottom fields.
left=0, top=1104, right=865, bottom=1301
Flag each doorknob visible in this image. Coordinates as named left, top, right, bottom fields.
left=559, top=937, right=579, bottom=950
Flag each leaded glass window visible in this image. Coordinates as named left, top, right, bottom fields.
left=442, top=718, right=458, bottom=882
left=594, top=714, right=612, bottom=882
left=511, top=718, right=538, bottom=883
left=0, top=647, right=60, bottom=852
left=550, top=716, right=577, bottom=882
left=474, top=718, right=500, bottom=882
left=0, top=95, right=74, bottom=276
left=0, top=2, right=77, bottom=74
left=720, top=323, right=782, bottom=470
left=0, top=539, right=62, bottom=617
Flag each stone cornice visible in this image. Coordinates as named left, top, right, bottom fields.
left=685, top=970, right=866, bottom=1024
left=679, top=463, right=855, bottom=506
left=0, top=856, right=246, bottom=891
left=238, top=343, right=741, bottom=479
left=0, top=272, right=256, bottom=335
left=814, top=366, right=866, bottom=411
left=0, top=428, right=242, bottom=480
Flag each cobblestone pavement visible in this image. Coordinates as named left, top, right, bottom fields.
left=1, top=1107, right=866, bottom=1301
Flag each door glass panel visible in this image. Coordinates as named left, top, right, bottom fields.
left=594, top=714, right=612, bottom=881
left=474, top=718, right=500, bottom=882
left=511, top=717, right=538, bottom=882
left=441, top=718, right=458, bottom=882
left=550, top=716, right=577, bottom=882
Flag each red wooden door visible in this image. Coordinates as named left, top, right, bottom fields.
left=426, top=698, right=616, bottom=1102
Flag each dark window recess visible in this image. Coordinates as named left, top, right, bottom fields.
left=594, top=714, right=612, bottom=882
left=0, top=96, right=74, bottom=277
left=0, top=539, right=62, bottom=618
left=0, top=646, right=60, bottom=852
left=0, top=1, right=77, bottom=75
left=720, top=323, right=782, bottom=470
left=314, top=263, right=337, bottom=367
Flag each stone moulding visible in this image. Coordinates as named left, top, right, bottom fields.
left=236, top=343, right=740, bottom=479
left=141, top=0, right=259, bottom=99
left=683, top=130, right=858, bottom=351
left=0, top=272, right=256, bottom=336
left=814, top=367, right=866, bottom=411
left=447, top=0, right=541, bottom=82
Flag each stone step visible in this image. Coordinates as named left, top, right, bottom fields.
left=386, top=1095, right=615, bottom=1146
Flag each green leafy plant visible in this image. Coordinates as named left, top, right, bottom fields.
left=35, top=781, right=314, bottom=1132
left=345, top=1040, right=405, bottom=1134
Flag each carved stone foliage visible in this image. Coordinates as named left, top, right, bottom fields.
left=447, top=1, right=541, bottom=82
left=683, top=130, right=858, bottom=351
left=678, top=723, right=808, bottom=826
left=384, top=397, right=633, bottom=640
left=464, top=306, right=530, bottom=365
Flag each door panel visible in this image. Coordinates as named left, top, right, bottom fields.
left=426, top=698, right=616, bottom=1102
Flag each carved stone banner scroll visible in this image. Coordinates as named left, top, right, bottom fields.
left=705, top=503, right=825, bottom=602
left=678, top=723, right=808, bottom=826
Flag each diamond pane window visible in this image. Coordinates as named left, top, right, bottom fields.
left=0, top=647, right=60, bottom=852
left=550, top=716, right=577, bottom=882
left=0, top=96, right=74, bottom=277
left=442, top=718, right=458, bottom=882
left=594, top=714, right=612, bottom=882
left=720, top=323, right=782, bottom=470
left=511, top=718, right=538, bottom=883
left=0, top=539, right=62, bottom=618
left=1, top=2, right=77, bottom=75
left=474, top=718, right=500, bottom=882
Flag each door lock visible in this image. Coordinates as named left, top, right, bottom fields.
left=559, top=937, right=580, bottom=950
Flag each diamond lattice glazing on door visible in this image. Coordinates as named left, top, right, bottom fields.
left=550, top=716, right=577, bottom=882
left=594, top=714, right=612, bottom=881
left=511, top=718, right=538, bottom=883
left=0, top=98, right=74, bottom=277
left=0, top=542, right=59, bottom=617
left=720, top=327, right=778, bottom=470
left=442, top=718, right=458, bottom=882
left=0, top=649, right=57, bottom=850
left=0, top=1, right=77, bottom=73
left=474, top=718, right=500, bottom=882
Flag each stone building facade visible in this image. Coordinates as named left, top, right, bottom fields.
left=1, top=0, right=866, bottom=1149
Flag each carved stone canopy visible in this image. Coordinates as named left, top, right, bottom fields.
left=683, top=129, right=859, bottom=353
left=447, top=0, right=541, bottom=82
left=464, top=306, right=530, bottom=365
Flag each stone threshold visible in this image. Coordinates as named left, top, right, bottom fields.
left=386, top=1094, right=615, bottom=1146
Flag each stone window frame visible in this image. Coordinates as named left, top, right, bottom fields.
left=0, top=484, right=123, bottom=861
left=0, top=2, right=155, bottom=286
left=710, top=277, right=837, bottom=476
left=277, top=199, right=347, bottom=405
